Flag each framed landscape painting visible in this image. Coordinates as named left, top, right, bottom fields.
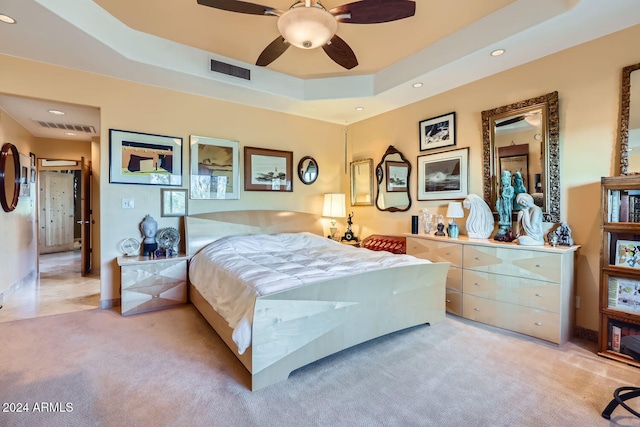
left=417, top=147, right=468, bottom=200
left=109, top=129, right=182, bottom=186
left=189, top=135, right=239, bottom=200
left=244, top=147, right=293, bottom=192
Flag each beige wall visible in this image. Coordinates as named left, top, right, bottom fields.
left=1, top=23, right=639, bottom=332
left=34, top=137, right=91, bottom=162
left=0, top=109, right=37, bottom=295
left=348, top=24, right=640, bottom=331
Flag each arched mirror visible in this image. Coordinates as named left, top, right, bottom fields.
left=482, top=91, right=560, bottom=223
left=350, top=158, right=373, bottom=206
left=0, top=142, right=21, bottom=212
left=297, top=156, right=318, bottom=185
left=375, top=145, right=412, bottom=212
left=620, top=62, right=640, bottom=174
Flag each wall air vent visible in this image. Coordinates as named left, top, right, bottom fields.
left=34, top=120, right=96, bottom=134
left=210, top=59, right=251, bottom=81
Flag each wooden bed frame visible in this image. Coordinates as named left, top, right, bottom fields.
left=185, top=210, right=449, bottom=391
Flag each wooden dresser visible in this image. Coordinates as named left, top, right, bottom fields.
left=406, top=234, right=579, bottom=345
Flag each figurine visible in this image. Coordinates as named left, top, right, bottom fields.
left=434, top=222, right=445, bottom=236
left=557, top=222, right=574, bottom=246
left=341, top=212, right=358, bottom=242
left=463, top=194, right=494, bottom=239
left=514, top=193, right=544, bottom=245
left=140, top=214, right=158, bottom=256
left=513, top=171, right=527, bottom=210
left=494, top=170, right=515, bottom=241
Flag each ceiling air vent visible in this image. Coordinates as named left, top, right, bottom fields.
left=34, top=120, right=96, bottom=134
left=210, top=59, right=250, bottom=81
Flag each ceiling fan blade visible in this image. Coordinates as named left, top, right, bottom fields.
left=256, top=37, right=290, bottom=67
left=197, top=0, right=280, bottom=16
left=330, top=0, right=415, bottom=24
left=323, top=35, right=358, bottom=70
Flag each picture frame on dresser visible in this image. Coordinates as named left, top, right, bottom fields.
left=189, top=135, right=239, bottom=200
left=109, top=129, right=183, bottom=186
left=417, top=147, right=468, bottom=201
left=419, top=112, right=456, bottom=151
left=244, top=147, right=293, bottom=192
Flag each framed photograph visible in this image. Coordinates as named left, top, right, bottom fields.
left=417, top=147, right=468, bottom=201
left=500, top=154, right=529, bottom=190
left=244, top=147, right=293, bottom=192
left=189, top=135, right=239, bottom=200
left=29, top=152, right=36, bottom=183
left=386, top=161, right=408, bottom=192
left=109, top=129, right=182, bottom=186
left=615, top=240, right=640, bottom=268
left=419, top=112, right=456, bottom=151
left=161, top=188, right=187, bottom=217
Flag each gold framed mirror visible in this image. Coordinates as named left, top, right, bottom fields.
left=350, top=158, right=373, bottom=206
left=0, top=142, right=21, bottom=212
left=482, top=91, right=560, bottom=223
left=620, top=62, right=640, bottom=175
left=375, top=146, right=412, bottom=212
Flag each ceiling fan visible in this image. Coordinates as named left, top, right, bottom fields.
left=197, top=0, right=416, bottom=70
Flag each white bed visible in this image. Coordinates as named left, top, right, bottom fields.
left=185, top=210, right=450, bottom=390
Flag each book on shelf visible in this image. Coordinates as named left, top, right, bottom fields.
left=620, top=193, right=630, bottom=222
left=608, top=318, right=640, bottom=354
left=610, top=190, right=620, bottom=222
left=608, top=277, right=640, bottom=312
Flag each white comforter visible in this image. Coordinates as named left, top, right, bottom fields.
left=188, top=232, right=430, bottom=354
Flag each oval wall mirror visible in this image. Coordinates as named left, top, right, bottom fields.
left=375, top=145, right=412, bottom=212
left=482, top=91, right=560, bottom=223
left=297, top=156, right=318, bottom=185
left=0, top=142, right=21, bottom=212
left=619, top=62, right=640, bottom=174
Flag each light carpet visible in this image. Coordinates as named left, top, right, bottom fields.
left=1, top=305, right=639, bottom=427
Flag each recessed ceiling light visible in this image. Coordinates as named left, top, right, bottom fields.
left=491, top=49, right=506, bottom=57
left=412, top=82, right=423, bottom=88
left=64, top=132, right=76, bottom=136
left=355, top=106, right=364, bottom=111
left=0, top=14, right=16, bottom=24
left=48, top=109, right=65, bottom=115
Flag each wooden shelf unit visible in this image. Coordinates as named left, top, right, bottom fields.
left=599, top=175, right=640, bottom=367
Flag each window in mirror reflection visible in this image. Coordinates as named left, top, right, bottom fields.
left=627, top=66, right=640, bottom=172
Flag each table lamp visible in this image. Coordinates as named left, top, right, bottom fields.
left=322, top=193, right=346, bottom=239
left=446, top=201, right=465, bottom=239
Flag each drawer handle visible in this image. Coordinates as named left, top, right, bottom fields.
left=474, top=282, right=480, bottom=286
left=535, top=293, right=542, bottom=297
left=475, top=257, right=481, bottom=260
left=535, top=322, right=542, bottom=326
left=446, top=299, right=452, bottom=303
left=535, top=264, right=542, bottom=268
left=474, top=308, right=480, bottom=311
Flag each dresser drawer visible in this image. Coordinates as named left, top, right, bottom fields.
left=463, top=245, right=561, bottom=283
left=463, top=294, right=560, bottom=343
left=446, top=290, right=462, bottom=316
left=463, top=270, right=560, bottom=312
left=407, top=237, right=462, bottom=266
left=446, top=266, right=462, bottom=292
left=121, top=260, right=187, bottom=290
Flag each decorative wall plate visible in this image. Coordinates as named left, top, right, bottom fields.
left=157, top=227, right=180, bottom=250
left=120, top=237, right=140, bottom=256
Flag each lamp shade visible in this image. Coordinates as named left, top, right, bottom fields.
left=277, top=4, right=337, bottom=49
left=323, top=193, right=346, bottom=218
left=446, top=201, right=465, bottom=219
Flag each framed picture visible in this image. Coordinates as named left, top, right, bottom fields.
left=500, top=154, right=529, bottom=191
left=386, top=161, right=408, bottom=192
left=419, top=112, right=456, bottom=151
left=615, top=240, right=640, bottom=268
left=417, top=147, right=468, bottom=201
left=189, top=135, right=239, bottom=200
left=29, top=152, right=36, bottom=183
left=244, top=147, right=293, bottom=192
left=161, top=188, right=187, bottom=217
left=109, top=129, right=182, bottom=186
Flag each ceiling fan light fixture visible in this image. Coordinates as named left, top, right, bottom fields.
left=277, top=5, right=337, bottom=49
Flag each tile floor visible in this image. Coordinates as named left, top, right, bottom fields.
left=0, top=250, right=100, bottom=323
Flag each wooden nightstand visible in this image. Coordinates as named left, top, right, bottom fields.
left=117, top=254, right=189, bottom=316
left=341, top=240, right=361, bottom=247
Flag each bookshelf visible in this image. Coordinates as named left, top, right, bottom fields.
left=600, top=175, right=640, bottom=367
